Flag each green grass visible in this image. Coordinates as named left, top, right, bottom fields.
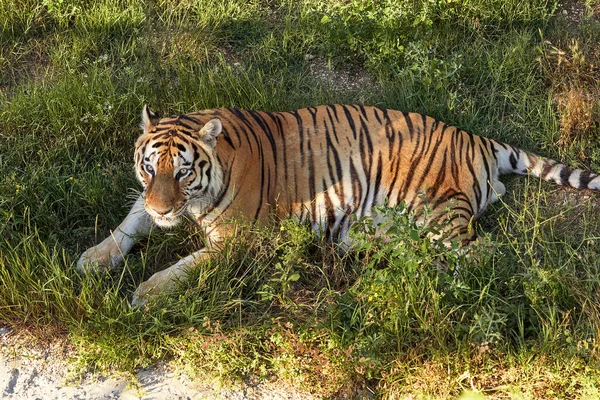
left=1, top=0, right=600, bottom=398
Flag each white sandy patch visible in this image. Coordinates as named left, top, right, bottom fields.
left=0, top=326, right=316, bottom=400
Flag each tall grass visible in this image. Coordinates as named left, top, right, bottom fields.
left=1, top=0, right=600, bottom=397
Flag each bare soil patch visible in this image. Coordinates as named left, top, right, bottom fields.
left=307, top=56, right=377, bottom=93
left=0, top=326, right=318, bottom=400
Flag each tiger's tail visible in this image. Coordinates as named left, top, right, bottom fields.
left=493, top=140, right=600, bottom=190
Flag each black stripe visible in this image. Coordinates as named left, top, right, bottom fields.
left=357, top=122, right=371, bottom=205
left=340, top=105, right=358, bottom=140
left=349, top=161, right=361, bottom=214
left=450, top=130, right=460, bottom=186
left=560, top=166, right=571, bottom=186
left=458, top=129, right=465, bottom=171
left=218, top=114, right=243, bottom=146
left=221, top=131, right=235, bottom=149
left=402, top=111, right=414, bottom=140
left=307, top=133, right=317, bottom=225
left=431, top=195, right=472, bottom=218
left=248, top=110, right=278, bottom=168
left=431, top=188, right=456, bottom=209
left=174, top=121, right=196, bottom=132
left=373, top=152, right=383, bottom=203
left=326, top=106, right=340, bottom=144
left=428, top=208, right=471, bottom=227
left=387, top=145, right=404, bottom=202
left=200, top=154, right=234, bottom=215
left=423, top=117, right=439, bottom=156
left=327, top=104, right=340, bottom=122
left=428, top=148, right=449, bottom=200
left=152, top=127, right=173, bottom=134
left=380, top=107, right=396, bottom=164
left=266, top=112, right=289, bottom=184
left=478, top=142, right=492, bottom=201
left=357, top=104, right=369, bottom=120
left=407, top=114, right=425, bottom=165
left=307, top=107, right=319, bottom=135
left=579, top=170, right=594, bottom=189
left=541, top=161, right=557, bottom=180
left=254, top=158, right=266, bottom=221
left=289, top=110, right=305, bottom=167
left=509, top=152, right=518, bottom=170
left=178, top=114, right=202, bottom=126
left=373, top=107, right=382, bottom=124
left=358, top=111, right=373, bottom=158
left=323, top=177, right=335, bottom=240
left=464, top=132, right=482, bottom=211
left=324, top=120, right=345, bottom=207
left=486, top=138, right=498, bottom=162
left=496, top=141, right=508, bottom=149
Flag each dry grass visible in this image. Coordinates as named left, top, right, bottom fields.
left=556, top=86, right=599, bottom=151
left=539, top=38, right=600, bottom=155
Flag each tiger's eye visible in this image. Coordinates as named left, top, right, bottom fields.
left=145, top=164, right=155, bottom=175
left=176, top=168, right=189, bottom=180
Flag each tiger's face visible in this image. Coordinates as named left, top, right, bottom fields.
left=134, top=105, right=224, bottom=227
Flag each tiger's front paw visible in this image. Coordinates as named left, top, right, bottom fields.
left=131, top=268, right=181, bottom=308
left=76, top=237, right=124, bottom=273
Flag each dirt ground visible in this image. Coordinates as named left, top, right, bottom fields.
left=0, top=326, right=316, bottom=400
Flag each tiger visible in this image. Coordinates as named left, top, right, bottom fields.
left=77, top=104, right=600, bottom=306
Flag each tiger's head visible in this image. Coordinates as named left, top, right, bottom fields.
left=134, top=105, right=224, bottom=227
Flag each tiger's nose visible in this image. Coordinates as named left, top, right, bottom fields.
left=148, top=205, right=173, bottom=216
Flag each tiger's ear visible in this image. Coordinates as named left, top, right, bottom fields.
left=198, top=118, right=222, bottom=147
left=141, top=105, right=160, bottom=133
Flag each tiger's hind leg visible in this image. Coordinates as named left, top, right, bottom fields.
left=423, top=197, right=476, bottom=246
left=438, top=213, right=476, bottom=246
left=422, top=204, right=475, bottom=274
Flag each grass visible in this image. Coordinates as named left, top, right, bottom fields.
left=1, top=0, right=600, bottom=398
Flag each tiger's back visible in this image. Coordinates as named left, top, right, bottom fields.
left=176, top=105, right=504, bottom=244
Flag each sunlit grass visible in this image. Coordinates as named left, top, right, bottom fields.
left=1, top=0, right=600, bottom=397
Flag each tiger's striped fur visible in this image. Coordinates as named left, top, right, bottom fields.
left=77, top=104, right=600, bottom=305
